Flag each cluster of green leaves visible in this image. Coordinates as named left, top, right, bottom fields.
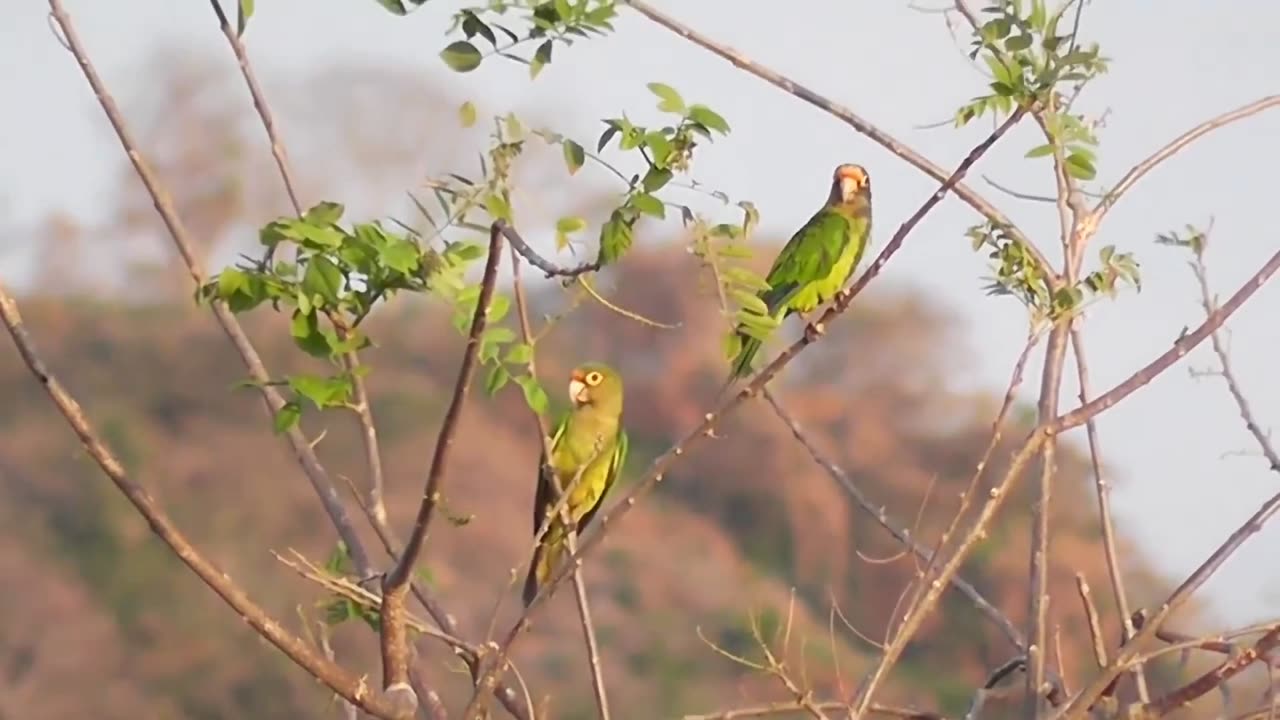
left=956, top=0, right=1109, bottom=182
left=438, top=0, right=618, bottom=77
left=971, top=220, right=1140, bottom=322
left=199, top=201, right=469, bottom=432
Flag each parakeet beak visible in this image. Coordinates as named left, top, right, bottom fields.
left=569, top=378, right=589, bottom=405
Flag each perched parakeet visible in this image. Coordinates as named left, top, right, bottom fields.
left=522, top=362, right=629, bottom=607
left=726, top=163, right=873, bottom=380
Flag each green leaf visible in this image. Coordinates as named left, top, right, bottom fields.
left=530, top=39, right=553, bottom=79
left=290, top=310, right=333, bottom=358
left=731, top=289, right=769, bottom=316
left=237, top=0, right=253, bottom=36
left=485, top=193, right=513, bottom=222
left=1005, top=34, right=1033, bottom=52
left=1024, top=143, right=1055, bottom=159
left=598, top=212, right=634, bottom=265
left=458, top=101, right=478, bottom=128
left=304, top=201, right=345, bottom=226
left=504, top=342, right=533, bottom=365
left=646, top=82, right=685, bottom=114
left=1065, top=152, right=1097, bottom=181
left=562, top=140, right=585, bottom=175
left=597, top=124, right=619, bottom=152
left=556, top=216, right=587, bottom=235
left=641, top=167, right=672, bottom=193
left=686, top=104, right=730, bottom=135
left=440, top=41, right=483, bottom=73
left=302, top=255, right=345, bottom=306
left=488, top=294, right=511, bottom=324
left=217, top=267, right=248, bottom=299
left=485, top=364, right=510, bottom=395
left=483, top=326, right=517, bottom=345
left=288, top=374, right=352, bottom=409
left=516, top=375, right=549, bottom=416
left=273, top=401, right=301, bottom=434
left=631, top=193, right=665, bottom=219
left=380, top=238, right=421, bottom=275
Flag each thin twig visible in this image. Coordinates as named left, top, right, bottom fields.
left=1074, top=573, right=1108, bottom=669
left=378, top=222, right=504, bottom=717
left=683, top=702, right=945, bottom=720
left=460, top=103, right=1029, bottom=720
left=762, top=387, right=1025, bottom=650
left=46, top=0, right=373, bottom=577
left=1190, top=246, right=1280, bottom=474
left=495, top=221, right=601, bottom=279
left=206, top=0, right=303, bottom=216
left=511, top=248, right=613, bottom=720
left=578, top=274, right=680, bottom=329
left=0, top=285, right=401, bottom=718
left=623, top=0, right=1058, bottom=285
left=1095, top=95, right=1280, bottom=221
left=1070, top=328, right=1149, bottom=697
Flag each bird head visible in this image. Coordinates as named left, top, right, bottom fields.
left=830, top=163, right=871, bottom=205
left=567, top=362, right=624, bottom=411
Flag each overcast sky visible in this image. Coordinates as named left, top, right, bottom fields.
left=2, top=0, right=1277, bottom=629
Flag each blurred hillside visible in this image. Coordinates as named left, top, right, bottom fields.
left=0, top=48, right=1235, bottom=720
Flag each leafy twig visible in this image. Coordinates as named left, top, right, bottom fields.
left=0, top=284, right=401, bottom=717
left=378, top=222, right=504, bottom=718
left=46, top=0, right=374, bottom=578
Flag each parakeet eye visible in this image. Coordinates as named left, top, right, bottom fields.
left=585, top=371, right=604, bottom=386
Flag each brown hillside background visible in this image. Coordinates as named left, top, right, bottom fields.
left=0, top=52, right=1233, bottom=719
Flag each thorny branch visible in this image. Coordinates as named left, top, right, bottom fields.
left=377, top=222, right=504, bottom=717
left=459, top=104, right=1030, bottom=720
left=0, top=285, right=402, bottom=718
left=45, top=0, right=374, bottom=578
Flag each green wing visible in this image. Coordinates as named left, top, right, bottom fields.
left=759, top=209, right=851, bottom=315
left=531, top=413, right=571, bottom=534
left=576, top=428, right=627, bottom=533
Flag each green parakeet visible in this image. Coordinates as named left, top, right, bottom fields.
left=726, top=163, right=873, bottom=380
left=523, top=362, right=628, bottom=607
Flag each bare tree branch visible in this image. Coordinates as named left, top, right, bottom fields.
left=0, top=284, right=403, bottom=718
left=46, top=0, right=374, bottom=577
left=206, top=0, right=303, bottom=218
left=683, top=701, right=946, bottom=720
left=762, top=387, right=1025, bottom=650
left=1190, top=245, right=1280, bottom=475
left=1070, top=328, right=1149, bottom=697
left=621, top=0, right=1058, bottom=285
left=496, top=221, right=601, bottom=279
left=461, top=102, right=1028, bottom=720
left=377, top=222, right=504, bottom=717
left=1095, top=95, right=1280, bottom=221
left=1074, top=573, right=1108, bottom=670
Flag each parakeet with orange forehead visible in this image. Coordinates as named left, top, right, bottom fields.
left=523, top=362, right=628, bottom=607
left=726, top=163, right=873, bottom=380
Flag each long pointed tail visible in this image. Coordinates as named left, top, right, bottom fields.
left=522, top=540, right=562, bottom=608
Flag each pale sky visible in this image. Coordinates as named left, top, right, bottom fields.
left=2, top=0, right=1278, bottom=630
